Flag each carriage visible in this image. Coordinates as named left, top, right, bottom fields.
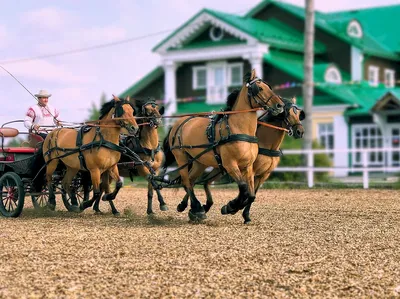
left=0, top=123, right=90, bottom=217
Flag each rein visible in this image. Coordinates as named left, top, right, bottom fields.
left=257, top=121, right=289, bottom=132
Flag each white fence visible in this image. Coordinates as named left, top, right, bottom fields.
left=274, top=147, right=400, bottom=189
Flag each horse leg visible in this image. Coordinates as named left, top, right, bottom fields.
left=221, top=164, right=255, bottom=216
left=80, top=168, right=101, bottom=211
left=101, top=165, right=123, bottom=202
left=100, top=166, right=121, bottom=215
left=146, top=180, right=155, bottom=215
left=202, top=182, right=214, bottom=213
left=45, top=160, right=59, bottom=211
left=93, top=172, right=109, bottom=214
left=174, top=154, right=206, bottom=222
left=242, top=173, right=271, bottom=224
left=155, top=188, right=168, bottom=211
left=177, top=193, right=189, bottom=212
left=62, top=167, right=80, bottom=212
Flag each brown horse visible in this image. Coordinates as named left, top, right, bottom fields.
left=162, top=69, right=285, bottom=221
left=177, top=96, right=305, bottom=223
left=116, top=98, right=167, bottom=215
left=42, top=95, right=138, bottom=212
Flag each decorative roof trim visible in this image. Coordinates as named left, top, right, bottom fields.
left=154, top=11, right=257, bottom=54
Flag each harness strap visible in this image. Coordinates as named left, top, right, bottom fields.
left=258, top=148, right=282, bottom=157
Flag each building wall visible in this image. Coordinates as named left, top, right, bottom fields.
left=363, top=56, right=400, bottom=86
left=134, top=74, right=165, bottom=100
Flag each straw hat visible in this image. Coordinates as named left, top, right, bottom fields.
left=35, top=89, right=52, bottom=98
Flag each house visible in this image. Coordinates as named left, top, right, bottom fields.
left=119, top=0, right=400, bottom=176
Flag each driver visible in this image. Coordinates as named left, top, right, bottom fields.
left=24, top=89, right=61, bottom=140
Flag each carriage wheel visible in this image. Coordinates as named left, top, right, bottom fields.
left=31, top=187, right=50, bottom=210
left=0, top=172, right=25, bottom=217
left=61, top=184, right=91, bottom=212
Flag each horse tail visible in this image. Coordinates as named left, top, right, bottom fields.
left=162, top=127, right=176, bottom=169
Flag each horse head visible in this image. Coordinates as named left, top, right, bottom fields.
left=132, top=97, right=164, bottom=128
left=112, top=95, right=139, bottom=135
left=282, top=97, right=305, bottom=139
left=244, top=69, right=284, bottom=115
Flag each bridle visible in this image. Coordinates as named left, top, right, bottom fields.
left=282, top=101, right=304, bottom=137
left=246, top=77, right=279, bottom=112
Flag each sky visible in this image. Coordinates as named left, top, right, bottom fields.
left=1, top=0, right=399, bottom=133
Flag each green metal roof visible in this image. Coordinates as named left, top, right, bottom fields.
left=246, top=0, right=400, bottom=60
left=325, top=5, right=400, bottom=54
left=153, top=8, right=326, bottom=54
left=119, top=66, right=163, bottom=98
left=263, top=50, right=400, bottom=115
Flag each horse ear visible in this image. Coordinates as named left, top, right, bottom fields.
left=299, top=110, right=306, bottom=121
left=292, top=97, right=297, bottom=104
left=159, top=106, right=165, bottom=115
left=250, top=69, right=257, bottom=81
left=112, top=94, right=120, bottom=102
left=125, top=96, right=130, bottom=102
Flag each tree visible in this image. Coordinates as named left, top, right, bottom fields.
left=303, top=0, right=315, bottom=163
left=87, top=92, right=107, bottom=121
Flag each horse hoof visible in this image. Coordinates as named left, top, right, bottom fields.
left=177, top=203, right=187, bottom=213
left=243, top=220, right=251, bottom=225
left=113, top=212, right=121, bottom=217
left=202, top=204, right=211, bottom=213
left=188, top=209, right=207, bottom=222
left=70, top=205, right=81, bottom=213
left=221, top=205, right=237, bottom=215
left=94, top=210, right=104, bottom=215
left=147, top=211, right=155, bottom=216
left=80, top=201, right=90, bottom=211
left=160, top=204, right=168, bottom=211
left=102, top=194, right=111, bottom=201
left=48, top=203, right=56, bottom=211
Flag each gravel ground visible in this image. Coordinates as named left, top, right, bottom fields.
left=0, top=188, right=399, bottom=298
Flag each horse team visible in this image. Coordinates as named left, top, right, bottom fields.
left=42, top=69, right=305, bottom=224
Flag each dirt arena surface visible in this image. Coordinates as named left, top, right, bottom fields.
left=0, top=188, right=399, bottom=298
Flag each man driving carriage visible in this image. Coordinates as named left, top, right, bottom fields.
left=24, top=89, right=61, bottom=141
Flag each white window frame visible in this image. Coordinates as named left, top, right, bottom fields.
left=317, top=123, right=334, bottom=151
left=384, top=69, right=395, bottom=88
left=324, top=66, right=342, bottom=84
left=352, top=124, right=384, bottom=167
left=192, top=66, right=207, bottom=90
left=227, top=63, right=243, bottom=87
left=368, top=65, right=379, bottom=86
left=347, top=20, right=363, bottom=38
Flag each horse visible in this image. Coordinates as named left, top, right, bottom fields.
left=116, top=97, right=168, bottom=215
left=42, top=95, right=139, bottom=213
left=176, top=95, right=305, bottom=223
left=162, top=69, right=285, bottom=221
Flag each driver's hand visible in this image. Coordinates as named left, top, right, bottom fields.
left=32, top=125, right=40, bottom=132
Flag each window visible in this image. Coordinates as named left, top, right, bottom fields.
left=192, top=66, right=207, bottom=89
left=324, top=66, right=342, bottom=84
left=384, top=69, right=395, bottom=88
left=318, top=123, right=334, bottom=152
left=227, top=63, right=243, bottom=86
left=352, top=124, right=383, bottom=166
left=347, top=20, right=363, bottom=38
left=368, top=65, right=379, bottom=86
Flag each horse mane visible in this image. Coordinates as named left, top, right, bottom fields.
left=99, top=99, right=117, bottom=119
left=214, top=89, right=240, bottom=122
left=133, top=97, right=155, bottom=116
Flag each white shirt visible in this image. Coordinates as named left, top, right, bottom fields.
left=24, top=104, right=60, bottom=132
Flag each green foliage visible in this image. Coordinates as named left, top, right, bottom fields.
left=6, top=137, right=26, bottom=147
left=87, top=92, right=107, bottom=121
left=269, top=137, right=332, bottom=182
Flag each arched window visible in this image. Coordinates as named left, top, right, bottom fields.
left=209, top=26, right=224, bottom=41
left=347, top=20, right=363, bottom=38
left=324, top=66, right=342, bottom=84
